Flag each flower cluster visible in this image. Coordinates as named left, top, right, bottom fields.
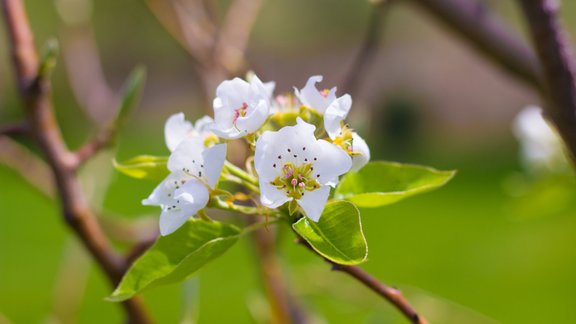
left=145, top=75, right=370, bottom=235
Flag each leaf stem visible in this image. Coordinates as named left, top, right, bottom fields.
left=208, top=197, right=279, bottom=217
left=224, top=160, right=258, bottom=185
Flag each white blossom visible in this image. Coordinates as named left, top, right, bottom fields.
left=294, top=75, right=337, bottom=114
left=350, top=132, right=370, bottom=172
left=295, top=76, right=353, bottom=140
left=254, top=118, right=352, bottom=221
left=164, top=113, right=216, bottom=151
left=212, top=75, right=272, bottom=139
left=143, top=138, right=227, bottom=235
left=325, top=94, right=352, bottom=140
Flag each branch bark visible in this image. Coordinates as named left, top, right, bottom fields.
left=517, top=0, right=576, bottom=164
left=297, top=237, right=427, bottom=324
left=408, top=0, right=542, bottom=90
left=1, top=1, right=151, bottom=322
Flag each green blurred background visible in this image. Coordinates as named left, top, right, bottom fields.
left=2, top=0, right=576, bottom=323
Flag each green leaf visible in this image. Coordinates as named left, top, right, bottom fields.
left=108, top=219, right=241, bottom=302
left=293, top=200, right=367, bottom=265
left=334, top=161, right=456, bottom=208
left=38, top=38, right=59, bottom=79
left=114, top=66, right=146, bottom=128
left=113, top=155, right=169, bottom=180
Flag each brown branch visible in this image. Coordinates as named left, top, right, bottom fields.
left=517, top=0, right=576, bottom=165
left=342, top=0, right=393, bottom=96
left=1, top=1, right=151, bottom=322
left=297, top=237, right=427, bottom=324
left=74, top=126, right=117, bottom=168
left=408, top=0, right=542, bottom=90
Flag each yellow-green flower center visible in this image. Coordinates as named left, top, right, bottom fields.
left=270, top=162, right=321, bottom=199
left=331, top=125, right=354, bottom=154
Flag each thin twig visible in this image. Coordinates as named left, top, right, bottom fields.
left=408, top=0, right=542, bottom=90
left=342, top=0, right=393, bottom=96
left=0, top=1, right=151, bottom=322
left=74, top=126, right=116, bottom=168
left=517, top=0, right=576, bottom=165
left=297, top=237, right=427, bottom=324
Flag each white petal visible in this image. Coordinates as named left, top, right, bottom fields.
left=142, top=179, right=170, bottom=207
left=325, top=94, right=352, bottom=140
left=159, top=209, right=190, bottom=236
left=351, top=132, right=370, bottom=172
left=174, top=179, right=210, bottom=210
left=297, top=185, right=330, bottom=222
left=216, top=78, right=252, bottom=108
left=165, top=113, right=193, bottom=152
left=313, top=140, right=352, bottom=184
left=194, top=115, right=215, bottom=133
left=259, top=181, right=291, bottom=208
left=254, top=118, right=317, bottom=181
left=167, top=137, right=205, bottom=173
left=201, top=143, right=227, bottom=188
left=142, top=172, right=184, bottom=206
left=212, top=76, right=271, bottom=139
left=159, top=180, right=210, bottom=236
left=294, top=75, right=337, bottom=113
left=235, top=100, right=269, bottom=134
left=264, top=81, right=276, bottom=100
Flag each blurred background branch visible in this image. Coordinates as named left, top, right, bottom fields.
left=55, top=0, right=118, bottom=126
left=408, top=0, right=542, bottom=90
left=0, top=0, right=151, bottom=322
left=342, top=0, right=394, bottom=96
left=297, top=236, right=428, bottom=324
left=145, top=0, right=263, bottom=104
left=517, top=0, right=576, bottom=164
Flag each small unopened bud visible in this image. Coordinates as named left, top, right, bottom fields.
left=291, top=178, right=298, bottom=186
